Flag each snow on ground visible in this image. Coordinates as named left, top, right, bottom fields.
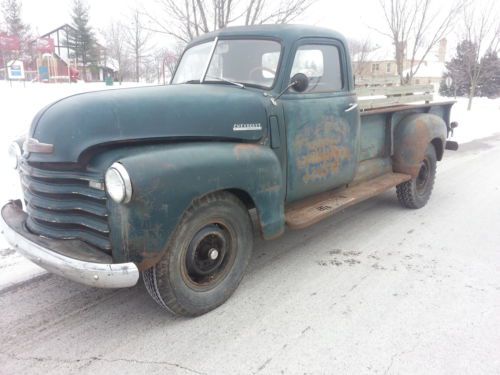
left=0, top=82, right=498, bottom=290
left=446, top=97, right=500, bottom=144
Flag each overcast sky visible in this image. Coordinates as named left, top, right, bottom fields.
left=17, top=0, right=489, bottom=52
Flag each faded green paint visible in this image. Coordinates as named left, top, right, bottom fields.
left=11, top=24, right=456, bottom=271
left=283, top=94, right=360, bottom=202
left=352, top=157, right=392, bottom=185
left=28, top=84, right=269, bottom=163
left=102, top=143, right=284, bottom=267
left=359, top=113, right=387, bottom=161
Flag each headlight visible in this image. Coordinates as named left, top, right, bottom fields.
left=8, top=142, right=22, bottom=170
left=104, top=162, right=133, bottom=203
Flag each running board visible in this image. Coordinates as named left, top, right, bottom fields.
left=285, top=173, right=412, bottom=229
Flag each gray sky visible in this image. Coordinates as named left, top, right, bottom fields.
left=18, top=0, right=482, bottom=53
left=18, top=0, right=402, bottom=45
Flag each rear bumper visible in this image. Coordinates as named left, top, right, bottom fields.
left=0, top=201, right=139, bottom=288
left=445, top=140, right=459, bottom=151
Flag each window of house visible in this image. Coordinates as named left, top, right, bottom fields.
left=372, top=63, right=379, bottom=72
left=290, top=44, right=343, bottom=93
left=386, top=63, right=391, bottom=73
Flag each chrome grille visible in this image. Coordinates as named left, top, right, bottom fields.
left=20, top=163, right=111, bottom=252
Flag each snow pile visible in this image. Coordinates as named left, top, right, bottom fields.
left=0, top=82, right=498, bottom=290
left=447, top=97, right=500, bottom=144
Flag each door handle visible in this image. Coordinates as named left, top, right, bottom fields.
left=345, top=103, right=358, bottom=112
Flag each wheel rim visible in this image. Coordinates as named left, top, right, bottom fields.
left=416, top=158, right=430, bottom=195
left=183, top=224, right=234, bottom=290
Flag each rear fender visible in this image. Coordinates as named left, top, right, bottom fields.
left=393, top=113, right=447, bottom=177
left=107, top=142, right=285, bottom=270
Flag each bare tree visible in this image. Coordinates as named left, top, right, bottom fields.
left=161, top=44, right=184, bottom=83
left=103, top=21, right=129, bottom=82
left=376, top=0, right=466, bottom=84
left=126, top=9, right=152, bottom=82
left=461, top=1, right=500, bottom=110
left=348, top=38, right=377, bottom=78
left=143, top=0, right=317, bottom=44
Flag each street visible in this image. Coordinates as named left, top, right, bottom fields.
left=1, top=134, right=499, bottom=375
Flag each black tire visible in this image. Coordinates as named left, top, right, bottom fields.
left=396, top=144, right=437, bottom=209
left=143, top=191, right=253, bottom=316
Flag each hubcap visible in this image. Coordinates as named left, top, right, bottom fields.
left=416, top=159, right=430, bottom=194
left=208, top=248, right=219, bottom=260
left=184, top=224, right=233, bottom=288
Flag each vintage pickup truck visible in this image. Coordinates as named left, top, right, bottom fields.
left=2, top=25, right=458, bottom=316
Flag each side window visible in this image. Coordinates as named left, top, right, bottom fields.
left=290, top=44, right=343, bottom=93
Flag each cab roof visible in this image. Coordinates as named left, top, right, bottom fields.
left=189, top=24, right=347, bottom=46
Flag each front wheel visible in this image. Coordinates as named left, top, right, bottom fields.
left=396, top=144, right=437, bottom=209
left=143, top=191, right=253, bottom=316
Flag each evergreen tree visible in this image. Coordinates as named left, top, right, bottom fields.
left=440, top=40, right=478, bottom=97
left=67, top=0, right=96, bottom=80
left=1, top=0, right=31, bottom=58
left=478, top=51, right=500, bottom=98
left=440, top=40, right=500, bottom=99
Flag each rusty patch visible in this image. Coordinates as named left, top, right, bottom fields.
left=393, top=117, right=431, bottom=178
left=294, top=117, right=352, bottom=184
left=233, top=143, right=263, bottom=160
left=261, top=184, right=281, bottom=193
left=285, top=172, right=411, bottom=229
left=137, top=252, right=163, bottom=271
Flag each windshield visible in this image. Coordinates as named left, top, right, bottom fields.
left=172, top=39, right=281, bottom=88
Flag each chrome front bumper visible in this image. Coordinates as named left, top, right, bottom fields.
left=0, top=201, right=139, bottom=288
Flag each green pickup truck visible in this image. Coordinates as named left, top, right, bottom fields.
left=2, top=25, right=458, bottom=316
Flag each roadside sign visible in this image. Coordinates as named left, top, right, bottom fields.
left=7, top=60, right=25, bottom=80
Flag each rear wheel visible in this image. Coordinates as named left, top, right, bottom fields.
left=143, top=191, right=253, bottom=316
left=396, top=144, right=437, bottom=209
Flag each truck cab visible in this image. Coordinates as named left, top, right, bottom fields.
left=2, top=25, right=457, bottom=316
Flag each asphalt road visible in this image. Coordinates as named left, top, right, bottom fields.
left=1, top=134, right=499, bottom=375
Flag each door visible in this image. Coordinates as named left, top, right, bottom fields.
left=282, top=40, right=360, bottom=202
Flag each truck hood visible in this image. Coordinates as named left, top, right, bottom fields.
left=27, top=84, right=269, bottom=163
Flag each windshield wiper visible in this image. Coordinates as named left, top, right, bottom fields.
left=205, top=75, right=245, bottom=89
left=183, top=79, right=201, bottom=84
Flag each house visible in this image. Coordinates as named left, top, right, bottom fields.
left=353, top=39, right=447, bottom=90
left=402, top=61, right=446, bottom=92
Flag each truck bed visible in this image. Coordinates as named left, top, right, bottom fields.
left=357, top=100, right=455, bottom=164
left=357, top=84, right=433, bottom=110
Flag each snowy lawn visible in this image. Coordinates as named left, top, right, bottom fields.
left=0, top=82, right=498, bottom=289
left=445, top=97, right=500, bottom=144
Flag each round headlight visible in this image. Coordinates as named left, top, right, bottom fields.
left=105, top=163, right=132, bottom=203
left=8, top=142, right=22, bottom=170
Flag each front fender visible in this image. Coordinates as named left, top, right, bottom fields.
left=108, top=142, right=285, bottom=269
left=393, top=113, right=447, bottom=177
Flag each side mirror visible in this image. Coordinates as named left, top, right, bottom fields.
left=270, top=73, right=310, bottom=106
left=290, top=73, right=309, bottom=93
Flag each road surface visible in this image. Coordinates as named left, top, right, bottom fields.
left=1, top=134, right=499, bottom=375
